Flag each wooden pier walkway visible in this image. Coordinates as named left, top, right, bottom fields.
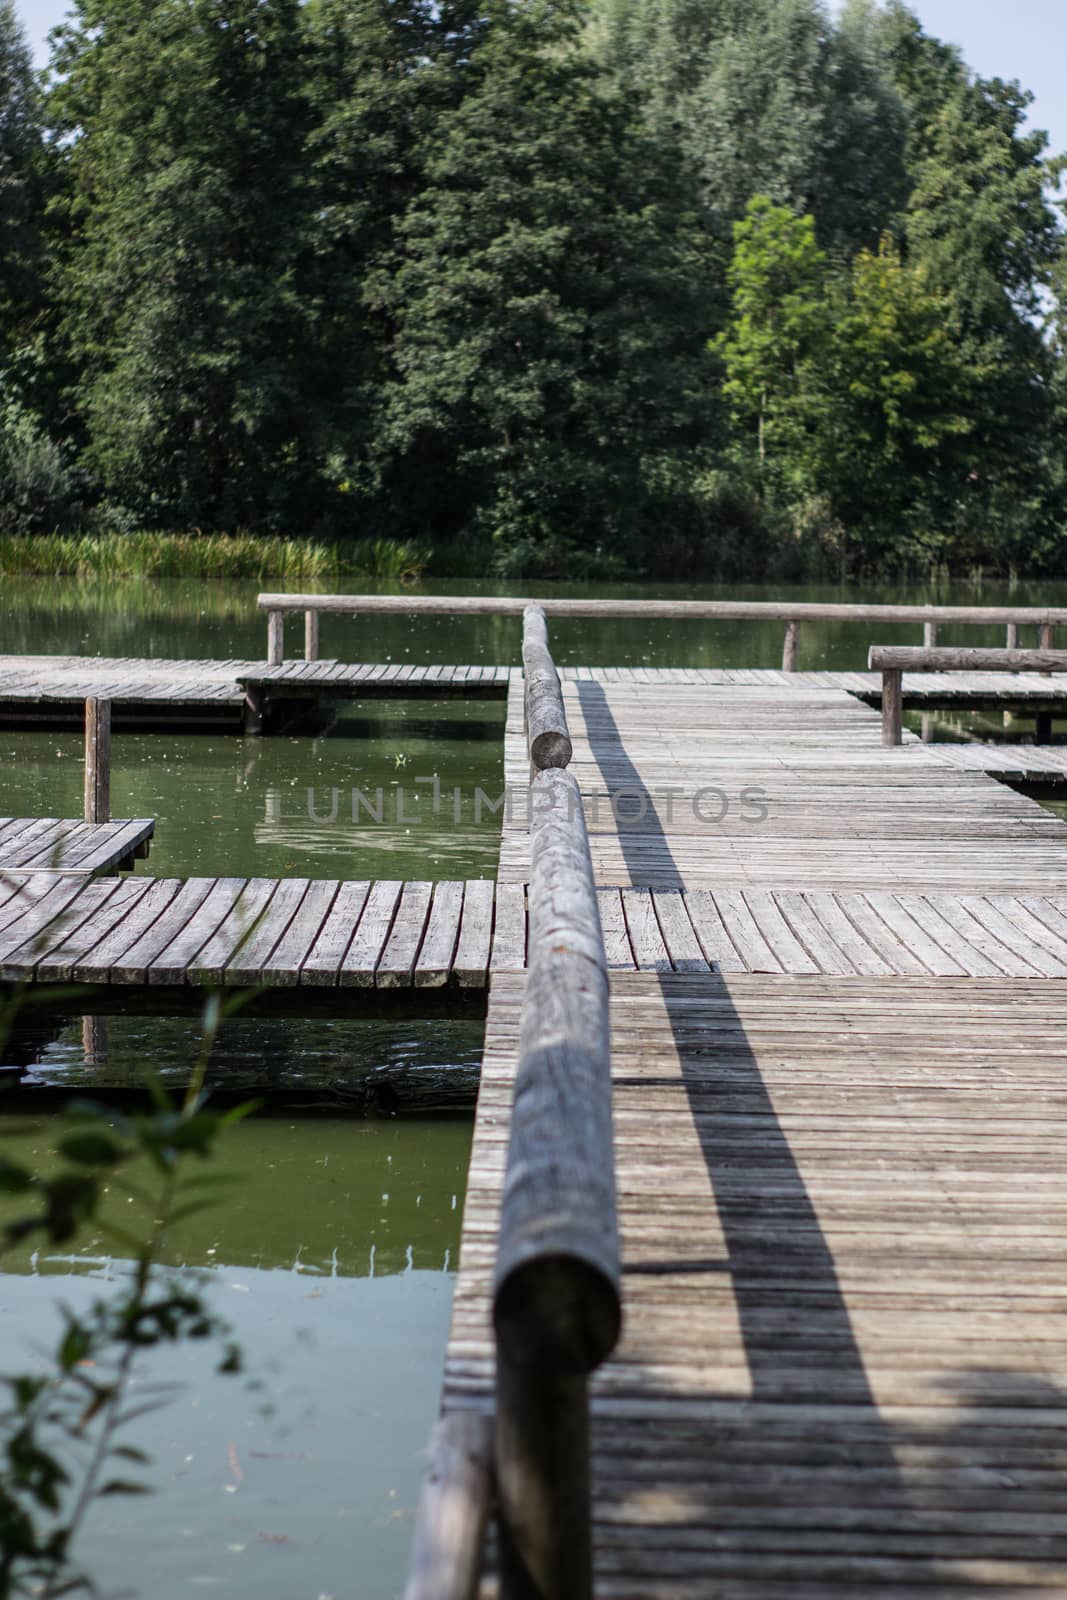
left=0, top=817, right=153, bottom=876
left=2, top=653, right=1067, bottom=728
left=0, top=873, right=524, bottom=1001
left=438, top=668, right=1067, bottom=1593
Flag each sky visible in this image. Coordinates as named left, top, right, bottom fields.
left=12, top=0, right=1067, bottom=159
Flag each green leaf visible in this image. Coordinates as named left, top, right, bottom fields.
left=58, top=1320, right=92, bottom=1371
left=0, top=1159, right=32, bottom=1194
left=58, top=1130, right=124, bottom=1167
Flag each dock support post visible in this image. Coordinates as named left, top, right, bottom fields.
left=403, top=1412, right=492, bottom=1600
left=267, top=609, right=285, bottom=666
left=1040, top=624, right=1054, bottom=678
left=882, top=669, right=903, bottom=747
left=782, top=621, right=798, bottom=673
left=305, top=609, right=319, bottom=662
left=243, top=685, right=266, bottom=736
left=1006, top=623, right=1019, bottom=648
left=496, top=1361, right=592, bottom=1600
left=84, top=697, right=111, bottom=822
left=923, top=622, right=938, bottom=648
left=1036, top=711, right=1053, bottom=743
left=921, top=712, right=934, bottom=743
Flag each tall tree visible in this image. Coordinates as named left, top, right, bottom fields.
left=902, top=74, right=1061, bottom=510
left=0, top=0, right=43, bottom=359
left=373, top=0, right=717, bottom=567
left=715, top=195, right=829, bottom=476
left=47, top=0, right=313, bottom=528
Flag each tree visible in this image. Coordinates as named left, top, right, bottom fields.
left=373, top=0, right=717, bottom=568
left=902, top=74, right=1061, bottom=521
left=813, top=237, right=974, bottom=561
left=715, top=195, right=829, bottom=475
left=46, top=0, right=313, bottom=529
left=0, top=0, right=43, bottom=361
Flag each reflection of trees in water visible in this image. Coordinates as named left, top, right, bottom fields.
left=4, top=1014, right=483, bottom=1110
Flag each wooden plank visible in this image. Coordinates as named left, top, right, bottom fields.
left=682, top=890, right=746, bottom=974
left=454, top=880, right=495, bottom=988
left=224, top=878, right=313, bottom=984
left=72, top=877, right=185, bottom=982
left=490, top=882, right=526, bottom=973
left=340, top=879, right=404, bottom=987
left=622, top=889, right=671, bottom=972
left=300, top=880, right=371, bottom=986
left=261, top=880, right=339, bottom=986
left=144, top=878, right=247, bottom=985
left=597, top=889, right=634, bottom=971
left=416, top=880, right=466, bottom=987
left=650, top=891, right=709, bottom=974
left=376, top=880, right=434, bottom=988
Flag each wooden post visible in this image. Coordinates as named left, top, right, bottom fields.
left=404, top=1412, right=492, bottom=1600
left=305, top=609, right=320, bottom=663
left=1006, top=623, right=1019, bottom=648
left=782, top=621, right=798, bottom=672
left=923, top=622, right=938, bottom=648
left=267, top=609, right=285, bottom=666
left=493, top=763, right=620, bottom=1600
left=921, top=713, right=934, bottom=743
left=496, top=1362, right=592, bottom=1600
left=84, top=698, right=111, bottom=822
left=1036, top=711, right=1053, bottom=743
left=81, top=1015, right=108, bottom=1066
left=243, top=685, right=266, bottom=736
left=882, top=669, right=903, bottom=747
left=1040, top=623, right=1054, bottom=678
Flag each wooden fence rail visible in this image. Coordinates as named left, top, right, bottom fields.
left=259, top=591, right=1067, bottom=672
left=405, top=615, right=619, bottom=1600
left=869, top=645, right=1067, bottom=745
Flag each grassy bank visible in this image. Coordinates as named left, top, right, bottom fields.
left=0, top=532, right=432, bottom=583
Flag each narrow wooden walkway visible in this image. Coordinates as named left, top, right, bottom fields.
left=446, top=673, right=1067, bottom=1593
left=0, top=873, right=522, bottom=992
left=0, top=817, right=153, bottom=876
left=0, top=655, right=1065, bottom=721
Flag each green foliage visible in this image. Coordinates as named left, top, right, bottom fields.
left=47, top=0, right=314, bottom=530
left=0, top=0, right=1059, bottom=576
left=0, top=1, right=43, bottom=360
left=0, top=379, right=80, bottom=535
left=0, top=1004, right=255, bottom=1599
left=373, top=0, right=716, bottom=563
left=0, top=531, right=429, bottom=581
left=715, top=197, right=829, bottom=469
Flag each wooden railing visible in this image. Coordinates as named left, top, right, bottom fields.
left=405, top=605, right=620, bottom=1600
left=258, top=591, right=1067, bottom=672
left=869, top=646, right=1067, bottom=746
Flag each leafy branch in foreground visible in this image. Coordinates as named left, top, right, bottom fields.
left=0, top=997, right=258, bottom=1600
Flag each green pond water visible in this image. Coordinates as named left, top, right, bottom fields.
left=2, top=569, right=1067, bottom=1596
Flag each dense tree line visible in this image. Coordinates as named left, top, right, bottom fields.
left=0, top=0, right=1064, bottom=578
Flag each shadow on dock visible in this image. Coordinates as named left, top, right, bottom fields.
left=573, top=682, right=1067, bottom=1587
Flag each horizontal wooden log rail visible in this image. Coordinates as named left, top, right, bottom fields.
left=523, top=603, right=572, bottom=769
left=406, top=616, right=619, bottom=1600
left=869, top=645, right=1067, bottom=745
left=258, top=591, right=1067, bottom=671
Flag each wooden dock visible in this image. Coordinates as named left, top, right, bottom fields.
left=0, top=817, right=153, bottom=876
left=0, top=873, right=524, bottom=1008
left=436, top=667, right=1067, bottom=1593
left=1, top=654, right=1067, bottom=730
